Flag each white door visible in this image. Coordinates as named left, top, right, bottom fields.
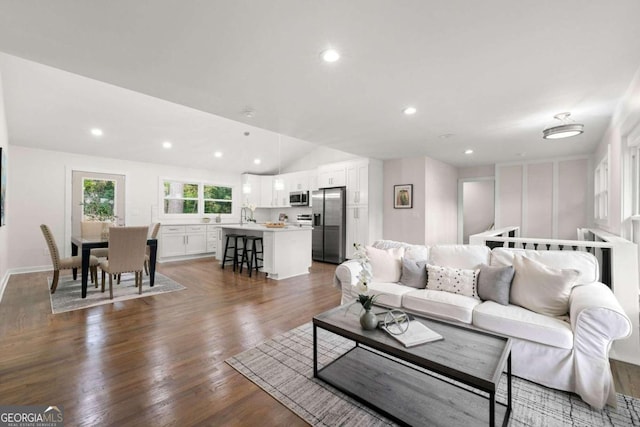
left=72, top=170, right=126, bottom=237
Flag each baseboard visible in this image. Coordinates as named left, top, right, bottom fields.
left=0, top=271, right=9, bottom=304
left=158, top=254, right=216, bottom=264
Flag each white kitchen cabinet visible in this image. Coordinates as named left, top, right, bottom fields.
left=241, top=174, right=262, bottom=207
left=287, top=170, right=309, bottom=191
left=346, top=160, right=369, bottom=206
left=271, top=174, right=290, bottom=207
left=346, top=205, right=369, bottom=259
left=206, top=225, right=222, bottom=256
left=318, top=163, right=347, bottom=188
left=260, top=175, right=274, bottom=207
left=160, top=224, right=207, bottom=258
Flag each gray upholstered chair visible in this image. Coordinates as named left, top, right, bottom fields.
left=40, top=224, right=99, bottom=294
left=144, top=222, right=161, bottom=275
left=81, top=221, right=110, bottom=258
left=99, top=226, right=148, bottom=299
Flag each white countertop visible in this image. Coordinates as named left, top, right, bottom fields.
left=219, top=223, right=312, bottom=232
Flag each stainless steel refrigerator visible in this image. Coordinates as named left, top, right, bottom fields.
left=312, top=187, right=346, bottom=264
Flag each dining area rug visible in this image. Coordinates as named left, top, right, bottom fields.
left=49, top=272, right=186, bottom=314
left=226, top=322, right=640, bottom=427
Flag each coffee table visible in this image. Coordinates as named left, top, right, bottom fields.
left=313, top=305, right=512, bottom=427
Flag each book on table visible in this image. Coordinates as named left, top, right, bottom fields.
left=382, top=319, right=444, bottom=348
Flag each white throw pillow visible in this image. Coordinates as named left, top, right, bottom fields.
left=366, top=245, right=404, bottom=282
left=510, top=255, right=579, bottom=317
left=426, top=264, right=478, bottom=298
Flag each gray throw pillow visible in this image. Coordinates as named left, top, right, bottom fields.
left=399, top=258, right=427, bottom=288
left=477, top=265, right=515, bottom=305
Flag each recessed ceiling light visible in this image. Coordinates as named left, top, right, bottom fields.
left=90, top=128, right=103, bottom=137
left=254, top=158, right=261, bottom=165
left=162, top=141, right=172, bottom=149
left=321, top=49, right=340, bottom=63
left=403, top=106, right=417, bottom=115
left=214, top=151, right=223, bottom=158
left=464, top=149, right=474, bottom=155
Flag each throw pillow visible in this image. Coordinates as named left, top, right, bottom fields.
left=399, top=258, right=427, bottom=288
left=366, top=245, right=404, bottom=282
left=426, top=264, right=478, bottom=298
left=477, top=265, right=515, bottom=306
left=510, top=255, right=579, bottom=317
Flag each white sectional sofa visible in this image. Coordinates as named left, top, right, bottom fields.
left=334, top=240, right=632, bottom=409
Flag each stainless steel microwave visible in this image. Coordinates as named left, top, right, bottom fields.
left=289, top=191, right=309, bottom=206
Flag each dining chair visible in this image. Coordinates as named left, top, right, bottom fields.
left=81, top=221, right=110, bottom=258
left=40, top=224, right=99, bottom=294
left=144, top=222, right=161, bottom=275
left=99, top=226, right=149, bottom=299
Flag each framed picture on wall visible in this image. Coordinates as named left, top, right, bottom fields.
left=394, top=184, right=413, bottom=209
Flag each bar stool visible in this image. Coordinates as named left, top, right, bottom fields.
left=222, top=233, right=246, bottom=271
left=240, top=236, right=264, bottom=277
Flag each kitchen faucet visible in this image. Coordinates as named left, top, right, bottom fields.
left=240, top=207, right=250, bottom=225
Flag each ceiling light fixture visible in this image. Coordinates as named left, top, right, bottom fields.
left=214, top=151, right=223, bottom=158
left=254, top=158, right=261, bottom=165
left=321, top=49, right=340, bottom=63
left=464, top=149, right=474, bottom=155
left=90, top=128, right=103, bottom=137
left=403, top=106, right=417, bottom=115
left=542, top=112, right=584, bottom=139
left=162, top=141, right=172, bottom=149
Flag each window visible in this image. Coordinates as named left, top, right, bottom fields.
left=203, top=184, right=232, bottom=214
left=594, top=154, right=609, bottom=222
left=83, top=178, right=116, bottom=221
left=163, top=181, right=199, bottom=214
left=161, top=179, right=234, bottom=216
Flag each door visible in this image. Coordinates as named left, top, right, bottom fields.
left=72, top=170, right=126, bottom=237
left=461, top=179, right=495, bottom=244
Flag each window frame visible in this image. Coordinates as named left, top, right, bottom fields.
left=203, top=184, right=233, bottom=215
left=159, top=178, right=235, bottom=219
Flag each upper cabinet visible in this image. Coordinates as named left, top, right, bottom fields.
left=318, top=163, right=347, bottom=188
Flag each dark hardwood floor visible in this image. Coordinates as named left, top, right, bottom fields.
left=1, top=258, right=638, bottom=426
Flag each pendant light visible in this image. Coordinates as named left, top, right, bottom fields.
left=543, top=112, right=584, bottom=139
left=274, top=134, right=284, bottom=191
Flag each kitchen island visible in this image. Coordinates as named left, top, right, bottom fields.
left=219, top=224, right=312, bottom=280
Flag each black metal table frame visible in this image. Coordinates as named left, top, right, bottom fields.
left=313, top=321, right=512, bottom=427
left=71, top=236, right=158, bottom=299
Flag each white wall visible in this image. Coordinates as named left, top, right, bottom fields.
left=383, top=157, right=426, bottom=244
left=424, top=157, right=458, bottom=245
left=7, top=146, right=240, bottom=271
left=0, top=71, right=8, bottom=291
left=462, top=180, right=494, bottom=243
left=383, top=156, right=458, bottom=245
left=495, top=157, right=590, bottom=240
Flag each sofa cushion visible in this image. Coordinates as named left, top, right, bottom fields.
left=511, top=255, right=579, bottom=317
left=429, top=245, right=491, bottom=269
left=426, top=264, right=478, bottom=298
left=402, top=289, right=481, bottom=324
left=491, top=248, right=598, bottom=285
left=373, top=240, right=429, bottom=262
left=366, top=245, right=404, bottom=282
left=477, top=265, right=514, bottom=305
left=368, top=282, right=415, bottom=308
left=473, top=301, right=574, bottom=349
left=399, top=258, right=427, bottom=288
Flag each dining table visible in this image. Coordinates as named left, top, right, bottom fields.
left=70, top=235, right=158, bottom=298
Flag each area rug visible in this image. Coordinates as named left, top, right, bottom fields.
left=227, top=323, right=640, bottom=426
left=49, top=272, right=186, bottom=314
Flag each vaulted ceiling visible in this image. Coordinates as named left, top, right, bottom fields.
left=1, top=1, right=639, bottom=173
